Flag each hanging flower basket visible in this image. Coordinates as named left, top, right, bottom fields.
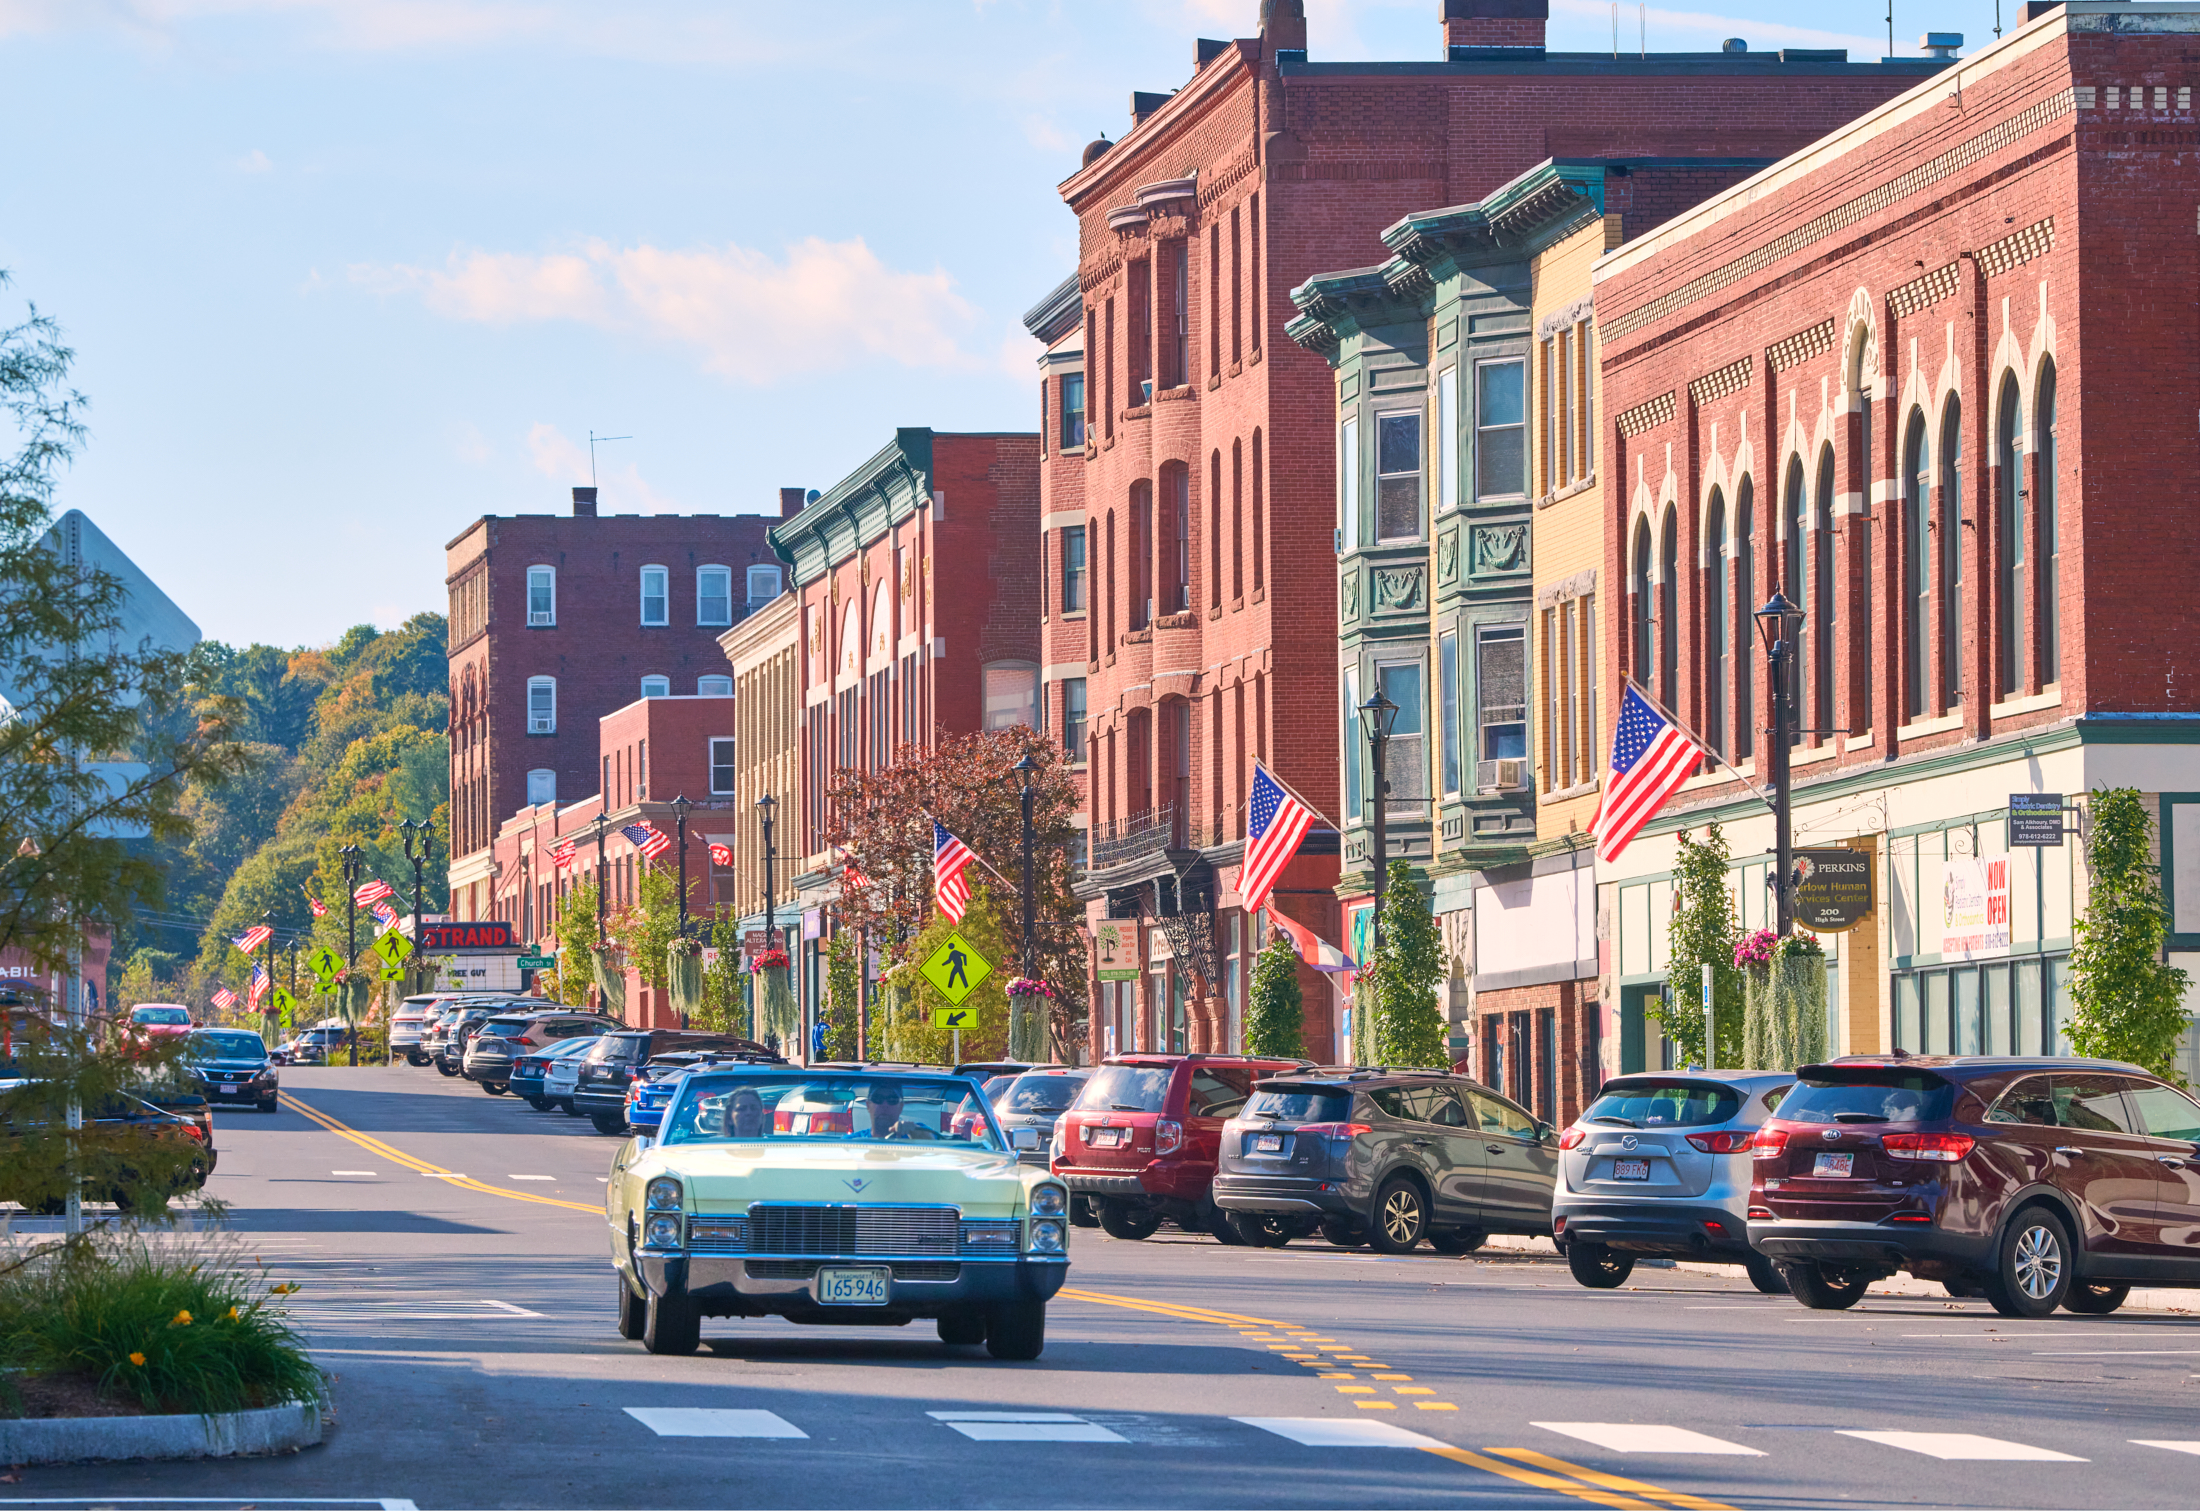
left=749, top=947, right=790, bottom=973
left=1005, top=977, right=1056, bottom=1000
left=1733, top=928, right=1778, bottom=969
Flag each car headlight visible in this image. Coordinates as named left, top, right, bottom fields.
left=1030, top=1183, right=1067, bottom=1218
left=645, top=1177, right=682, bottom=1211
left=1028, top=1218, right=1066, bottom=1255
left=645, top=1214, right=683, bottom=1249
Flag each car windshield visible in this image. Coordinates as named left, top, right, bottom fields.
left=1001, top=1073, right=1087, bottom=1115
left=1075, top=1064, right=1174, bottom=1114
left=593, top=1035, right=649, bottom=1063
left=187, top=1030, right=265, bottom=1061
left=133, top=1007, right=189, bottom=1026
left=661, top=1073, right=1006, bottom=1151
left=1581, top=1080, right=1745, bottom=1129
left=1780, top=1071, right=1954, bottom=1124
left=1246, top=1088, right=1351, bottom=1123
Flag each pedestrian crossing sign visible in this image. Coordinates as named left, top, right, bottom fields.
left=370, top=929, right=413, bottom=968
left=267, top=986, right=295, bottom=1016
left=931, top=1007, right=977, bottom=1030
left=377, top=960, right=406, bottom=982
left=304, top=946, right=343, bottom=984
left=918, top=931, right=991, bottom=1006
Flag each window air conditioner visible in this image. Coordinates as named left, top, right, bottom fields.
left=529, top=716, right=555, bottom=734
left=1476, top=758, right=1526, bottom=793
left=528, top=610, right=554, bottom=627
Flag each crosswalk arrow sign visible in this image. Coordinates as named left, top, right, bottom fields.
left=304, top=946, right=343, bottom=984
left=370, top=930, right=413, bottom=967
left=930, top=1007, right=976, bottom=1029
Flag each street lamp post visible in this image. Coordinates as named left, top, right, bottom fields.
left=755, top=792, right=777, bottom=1046
left=337, top=846, right=363, bottom=1065
left=670, top=794, right=692, bottom=940
left=1359, top=689, right=1400, bottom=954
left=1015, top=755, right=1038, bottom=1061
left=401, top=819, right=435, bottom=1046
left=1753, top=591, right=1807, bottom=937
left=261, top=907, right=279, bottom=1051
left=590, top=812, right=613, bottom=1016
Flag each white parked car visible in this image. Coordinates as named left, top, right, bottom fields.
left=542, top=1035, right=603, bottom=1115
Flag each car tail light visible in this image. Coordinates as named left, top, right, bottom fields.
left=180, top=1122, right=206, bottom=1143
left=1552, top=1216, right=1567, bottom=1234
left=1686, top=1131, right=1755, bottom=1154
left=1155, top=1119, right=1183, bottom=1155
left=1747, top=1206, right=1775, bottom=1220
left=1882, top=1131, right=1974, bottom=1162
left=1886, top=1213, right=1933, bottom=1223
left=1751, top=1126, right=1789, bottom=1159
left=1295, top=1123, right=1373, bottom=1140
left=1557, top=1127, right=1586, bottom=1150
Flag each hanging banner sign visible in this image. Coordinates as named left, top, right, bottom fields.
left=2009, top=794, right=2067, bottom=848
left=1941, top=856, right=2012, bottom=961
left=1792, top=849, right=1874, bottom=931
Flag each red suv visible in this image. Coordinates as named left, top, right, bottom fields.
left=1749, top=1054, right=2200, bottom=1317
left=1053, top=1053, right=1311, bottom=1244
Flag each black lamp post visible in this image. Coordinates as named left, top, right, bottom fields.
left=1359, top=688, right=1401, bottom=954
left=260, top=907, right=280, bottom=1050
left=1014, top=756, right=1038, bottom=982
left=401, top=814, right=434, bottom=962
left=1754, top=591, right=1807, bottom=938
left=756, top=792, right=778, bottom=1045
left=670, top=794, right=693, bottom=940
left=589, top=811, right=614, bottom=1015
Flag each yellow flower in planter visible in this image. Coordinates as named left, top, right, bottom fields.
left=225, top=1306, right=240, bottom=1322
left=128, top=1352, right=146, bottom=1366
left=171, top=1309, right=193, bottom=1327
left=269, top=1282, right=300, bottom=1295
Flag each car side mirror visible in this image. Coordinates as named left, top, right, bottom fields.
left=1537, top=1121, right=1555, bottom=1143
left=632, top=1134, right=653, bottom=1153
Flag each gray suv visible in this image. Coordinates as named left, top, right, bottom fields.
left=1211, top=1070, right=1558, bottom=1254
left=1553, top=1070, right=1794, bottom=1292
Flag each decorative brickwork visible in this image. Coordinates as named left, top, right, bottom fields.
left=1615, top=391, right=1676, bottom=438
left=1687, top=356, right=1754, bottom=408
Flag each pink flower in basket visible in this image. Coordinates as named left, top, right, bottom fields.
left=1733, top=928, right=1779, bottom=968
left=1005, top=977, right=1056, bottom=1000
left=749, top=947, right=790, bottom=973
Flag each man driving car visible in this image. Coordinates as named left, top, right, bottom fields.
left=864, top=1080, right=933, bottom=1140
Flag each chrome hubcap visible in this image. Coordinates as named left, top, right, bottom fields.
left=1383, top=1191, right=1420, bottom=1243
left=2014, top=1224, right=2063, bottom=1300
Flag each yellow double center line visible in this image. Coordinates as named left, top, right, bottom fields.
left=1065, top=1286, right=1736, bottom=1511
left=278, top=1092, right=600, bottom=1214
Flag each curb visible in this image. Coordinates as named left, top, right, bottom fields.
left=0, top=1400, right=322, bottom=1464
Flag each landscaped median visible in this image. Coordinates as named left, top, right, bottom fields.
left=0, top=1232, right=326, bottom=1462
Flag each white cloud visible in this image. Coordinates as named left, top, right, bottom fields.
left=1551, top=0, right=1879, bottom=55
left=525, top=423, right=675, bottom=513
left=234, top=147, right=272, bottom=172
left=525, top=421, right=589, bottom=482
left=356, top=236, right=982, bottom=383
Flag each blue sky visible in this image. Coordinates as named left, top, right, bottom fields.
left=0, top=0, right=2017, bottom=648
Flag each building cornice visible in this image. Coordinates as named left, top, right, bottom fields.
left=767, top=429, right=936, bottom=589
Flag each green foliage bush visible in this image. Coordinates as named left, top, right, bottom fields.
left=1656, top=825, right=1745, bottom=1068
left=1245, top=931, right=1305, bottom=1059
left=1363, top=862, right=1447, bottom=1069
left=2071, top=787, right=2194, bottom=1081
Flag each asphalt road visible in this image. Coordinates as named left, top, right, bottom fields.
left=10, top=1066, right=2200, bottom=1510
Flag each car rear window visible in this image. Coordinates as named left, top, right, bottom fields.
left=1246, top=1088, right=1351, bottom=1124
left=1582, top=1080, right=1744, bottom=1129
left=1076, top=1064, right=1174, bottom=1114
left=1002, top=1074, right=1087, bottom=1115
left=1779, top=1071, right=1953, bottom=1124
left=482, top=1018, right=532, bottom=1036
left=595, top=1035, right=649, bottom=1063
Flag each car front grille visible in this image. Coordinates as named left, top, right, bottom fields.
left=743, top=1260, right=961, bottom=1283
left=746, top=1204, right=959, bottom=1257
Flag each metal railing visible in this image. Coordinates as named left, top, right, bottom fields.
left=1088, top=803, right=1177, bottom=872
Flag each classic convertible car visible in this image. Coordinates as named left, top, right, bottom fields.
left=606, top=1065, right=1070, bottom=1359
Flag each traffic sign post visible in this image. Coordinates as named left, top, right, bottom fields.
left=919, top=932, right=992, bottom=1005
left=516, top=953, right=555, bottom=971
left=305, top=945, right=343, bottom=986
left=268, top=986, right=296, bottom=1039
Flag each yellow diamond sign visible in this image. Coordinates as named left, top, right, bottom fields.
left=370, top=930, right=413, bottom=968
left=266, top=986, right=296, bottom=1016
left=304, top=946, right=343, bottom=985
left=918, top=932, right=992, bottom=1006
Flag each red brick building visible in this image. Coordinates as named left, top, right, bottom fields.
left=1593, top=2, right=2200, bottom=1074
left=445, top=487, right=780, bottom=921
left=1059, top=0, right=1948, bottom=1063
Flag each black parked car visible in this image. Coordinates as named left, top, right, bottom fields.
left=183, top=1028, right=279, bottom=1113
left=1212, top=1068, right=1559, bottom=1252
left=573, top=1031, right=771, bottom=1135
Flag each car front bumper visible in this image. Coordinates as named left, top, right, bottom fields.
left=1747, top=1217, right=1988, bottom=1270
left=632, top=1251, right=1068, bottom=1318
left=1553, top=1198, right=1752, bottom=1258
left=193, top=1081, right=277, bottom=1105
left=1210, top=1173, right=1355, bottom=1218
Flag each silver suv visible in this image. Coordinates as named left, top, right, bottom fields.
left=1553, top=1070, right=1795, bottom=1292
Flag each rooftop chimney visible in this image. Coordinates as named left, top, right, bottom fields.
left=572, top=486, right=598, bottom=517
left=1919, top=31, right=1963, bottom=57
left=779, top=487, right=808, bottom=519
left=1260, top=0, right=1307, bottom=55
left=1443, top=0, right=1547, bottom=52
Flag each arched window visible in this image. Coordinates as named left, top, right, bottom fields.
left=1658, top=507, right=1679, bottom=707
left=1813, top=448, right=1836, bottom=738
left=525, top=768, right=556, bottom=807
left=1209, top=450, right=1223, bottom=611
left=1856, top=389, right=1874, bottom=723
left=640, top=675, right=670, bottom=699
left=639, top=565, right=669, bottom=626
left=1129, top=481, right=1153, bottom=630
left=1230, top=439, right=1244, bottom=603
left=1705, top=488, right=1727, bottom=757
left=1939, top=397, right=1963, bottom=708
left=1995, top=375, right=2024, bottom=698
left=526, top=565, right=556, bottom=626
left=1736, top=479, right=1755, bottom=759
left=2036, top=359, right=2060, bottom=683
left=1631, top=518, right=1653, bottom=688
left=1251, top=428, right=1265, bottom=592
left=696, top=565, right=732, bottom=626
left=527, top=675, right=556, bottom=734
left=1902, top=408, right=1930, bottom=721
left=1783, top=459, right=1808, bottom=747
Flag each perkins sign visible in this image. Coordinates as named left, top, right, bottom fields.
left=1792, top=848, right=1874, bottom=931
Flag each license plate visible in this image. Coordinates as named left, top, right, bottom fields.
left=1090, top=1128, right=1124, bottom=1148
left=1255, top=1133, right=1283, bottom=1153
left=813, top=1267, right=890, bottom=1306
left=1813, top=1152, right=1855, bottom=1178
left=1611, top=1158, right=1651, bottom=1181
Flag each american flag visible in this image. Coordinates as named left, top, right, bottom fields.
left=232, top=925, right=273, bottom=956
left=1239, top=762, right=1315, bottom=916
left=354, top=879, right=395, bottom=907
left=210, top=987, right=238, bottom=1010
left=306, top=896, right=327, bottom=918
left=551, top=839, right=579, bottom=871
left=1590, top=683, right=1709, bottom=864
left=621, top=822, right=673, bottom=861
left=708, top=842, right=733, bottom=868
left=248, top=963, right=269, bottom=1006
left=933, top=822, right=975, bottom=924
left=372, top=900, right=400, bottom=930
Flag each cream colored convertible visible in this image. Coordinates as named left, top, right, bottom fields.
left=607, top=1066, right=1070, bottom=1358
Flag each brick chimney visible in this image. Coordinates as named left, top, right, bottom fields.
left=1260, top=0, right=1306, bottom=57
left=779, top=487, right=809, bottom=519
left=1443, top=0, right=1547, bottom=51
left=571, top=485, right=597, bottom=517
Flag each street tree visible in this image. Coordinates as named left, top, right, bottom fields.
left=2070, top=787, right=2193, bottom=1081
left=1245, top=930, right=1305, bottom=1059
left=1656, top=825, right=1744, bottom=1068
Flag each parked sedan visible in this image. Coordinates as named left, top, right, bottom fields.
left=181, top=1028, right=280, bottom=1114
left=513, top=1037, right=599, bottom=1110
left=542, top=1036, right=602, bottom=1115
left=1553, top=1070, right=1794, bottom=1291
left=575, top=1031, right=772, bottom=1135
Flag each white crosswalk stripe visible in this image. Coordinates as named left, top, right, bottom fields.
left=1839, top=1430, right=2086, bottom=1462
left=928, top=1411, right=1126, bottom=1443
left=1533, top=1422, right=1765, bottom=1456
left=1233, top=1417, right=1451, bottom=1449
left=2132, top=1440, right=2200, bottom=1456
left=625, top=1407, right=807, bottom=1439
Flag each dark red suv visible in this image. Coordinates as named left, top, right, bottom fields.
left=1053, top=1054, right=1310, bottom=1244
left=1748, top=1054, right=2200, bottom=1317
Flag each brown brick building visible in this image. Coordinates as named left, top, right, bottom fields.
left=1059, top=0, right=1948, bottom=1062
left=445, top=487, right=780, bottom=920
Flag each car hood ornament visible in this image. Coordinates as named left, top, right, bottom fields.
left=844, top=1177, right=870, bottom=1193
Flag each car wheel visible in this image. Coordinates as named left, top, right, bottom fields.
left=525, top=1096, right=552, bottom=1112
left=1319, top=1217, right=1368, bottom=1248
left=1983, top=1207, right=2073, bottom=1319
left=259, top=1099, right=280, bottom=1114
left=1566, top=1241, right=1635, bottom=1288
left=1209, top=1206, right=1249, bottom=1245
left=1430, top=1228, right=1487, bottom=1255
left=617, top=1277, right=647, bottom=1340
left=1068, top=1196, right=1100, bottom=1229
left=642, top=1291, right=700, bottom=1355
left=591, top=1112, right=629, bottom=1136
left=2063, top=1280, right=2130, bottom=1315
left=1783, top=1261, right=1870, bottom=1310
left=1368, top=1177, right=1428, bottom=1254
left=936, top=1310, right=987, bottom=1346
left=482, top=1082, right=508, bottom=1096
left=984, top=1300, right=1046, bottom=1361
left=1228, top=1212, right=1295, bottom=1248
left=435, top=1060, right=459, bottom=1077
left=559, top=1100, right=582, bottom=1117
left=1098, top=1200, right=1162, bottom=1241
left=1744, top=1252, right=1791, bottom=1295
